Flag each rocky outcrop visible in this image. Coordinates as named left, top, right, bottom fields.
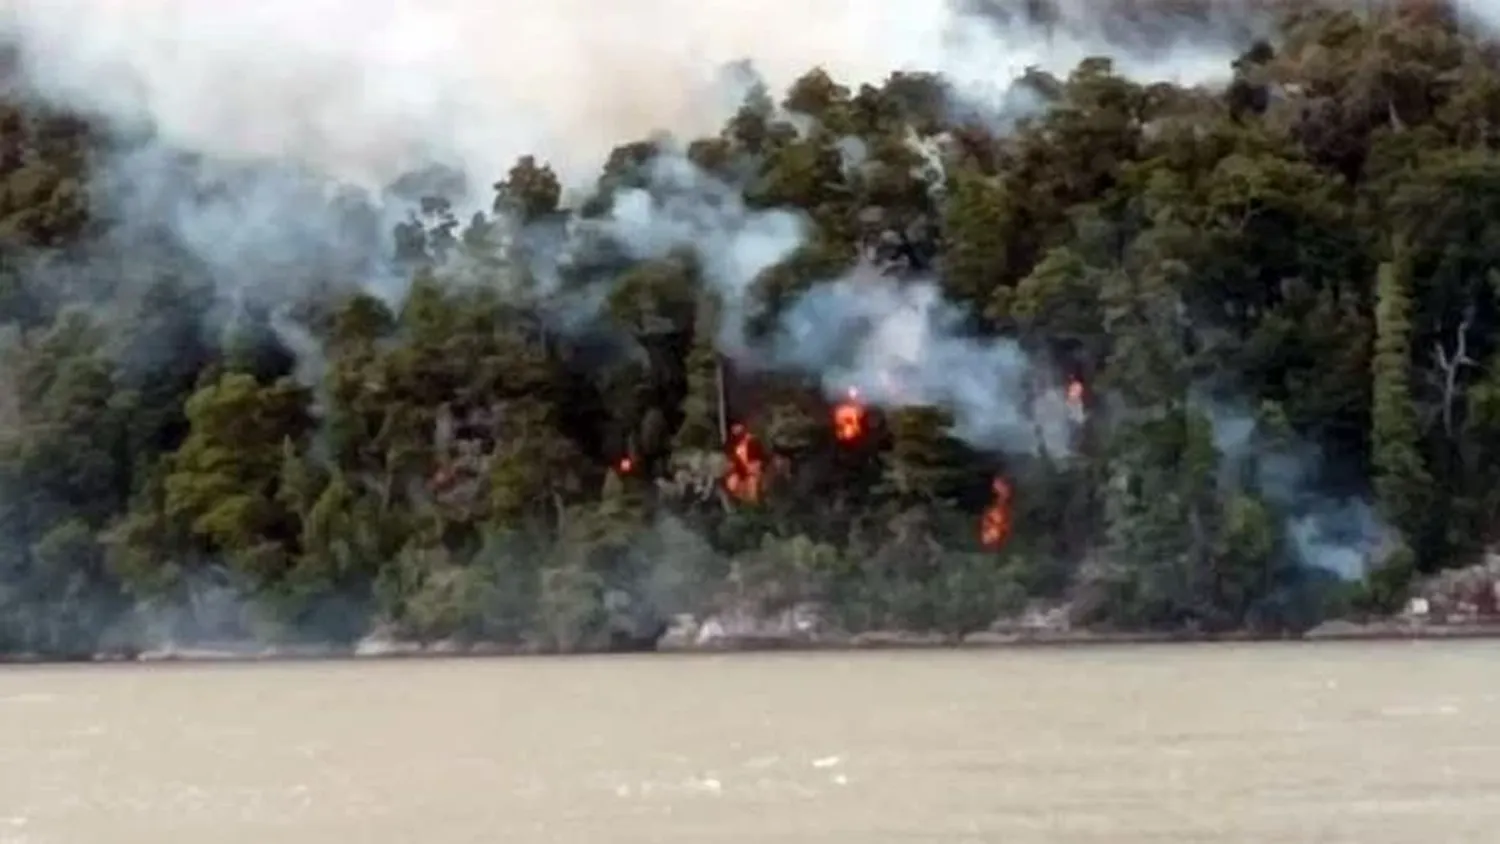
left=1405, top=555, right=1500, bottom=624
left=990, top=600, right=1074, bottom=635
left=660, top=602, right=828, bottom=650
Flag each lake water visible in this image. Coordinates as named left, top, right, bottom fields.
left=1, top=642, right=1498, bottom=843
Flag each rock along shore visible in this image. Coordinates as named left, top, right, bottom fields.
left=4, top=618, right=1499, bottom=666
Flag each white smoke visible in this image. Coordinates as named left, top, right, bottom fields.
left=1, top=0, right=1250, bottom=190
left=602, top=154, right=807, bottom=326
left=1, top=0, right=1259, bottom=455
left=1205, top=400, right=1393, bottom=580
left=596, top=153, right=1082, bottom=456
left=1459, top=0, right=1500, bottom=31
left=772, top=275, right=1077, bottom=454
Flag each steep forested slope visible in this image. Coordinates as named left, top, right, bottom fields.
left=1, top=2, right=1498, bottom=655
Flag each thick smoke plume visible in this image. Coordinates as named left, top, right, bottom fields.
left=2, top=0, right=1254, bottom=189
left=0, top=1, right=1266, bottom=414
left=771, top=276, right=1070, bottom=454
left=1, top=0, right=1378, bottom=650
left=595, top=153, right=1077, bottom=456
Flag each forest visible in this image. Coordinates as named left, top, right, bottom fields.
left=1, top=1, right=1498, bottom=657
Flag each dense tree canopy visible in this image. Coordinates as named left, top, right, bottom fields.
left=3, top=1, right=1499, bottom=656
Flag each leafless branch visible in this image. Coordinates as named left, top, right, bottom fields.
left=1432, top=305, right=1477, bottom=439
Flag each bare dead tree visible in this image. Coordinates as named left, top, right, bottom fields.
left=1432, top=304, right=1477, bottom=439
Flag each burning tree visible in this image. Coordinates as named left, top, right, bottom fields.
left=980, top=477, right=1013, bottom=549
left=833, top=387, right=868, bottom=444
left=723, top=423, right=766, bottom=502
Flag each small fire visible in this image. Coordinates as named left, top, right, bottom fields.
left=833, top=387, right=867, bottom=443
left=980, top=476, right=1013, bottom=549
left=616, top=455, right=634, bottom=474
left=724, top=423, right=765, bottom=502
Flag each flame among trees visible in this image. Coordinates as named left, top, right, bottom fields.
left=13, top=5, right=1500, bottom=657
left=833, top=387, right=867, bottom=443
left=727, top=390, right=1018, bottom=553
left=723, top=423, right=765, bottom=502
left=980, top=477, right=1013, bottom=549
left=722, top=386, right=868, bottom=503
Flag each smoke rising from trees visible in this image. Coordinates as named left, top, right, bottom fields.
left=0, top=2, right=1492, bottom=657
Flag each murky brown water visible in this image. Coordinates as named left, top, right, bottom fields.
left=2, top=642, right=1498, bottom=843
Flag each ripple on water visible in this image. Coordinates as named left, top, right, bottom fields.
left=0, top=694, right=56, bottom=704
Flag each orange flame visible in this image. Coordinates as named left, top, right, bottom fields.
left=616, top=456, right=635, bottom=474
left=724, top=423, right=765, bottom=502
left=980, top=476, right=1013, bottom=549
left=833, top=387, right=867, bottom=444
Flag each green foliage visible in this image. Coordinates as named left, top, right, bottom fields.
left=8, top=6, right=1500, bottom=656
left=1370, top=258, right=1432, bottom=543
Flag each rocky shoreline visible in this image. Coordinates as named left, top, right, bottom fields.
left=4, top=618, right=1500, bottom=666
left=13, top=560, right=1500, bottom=665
